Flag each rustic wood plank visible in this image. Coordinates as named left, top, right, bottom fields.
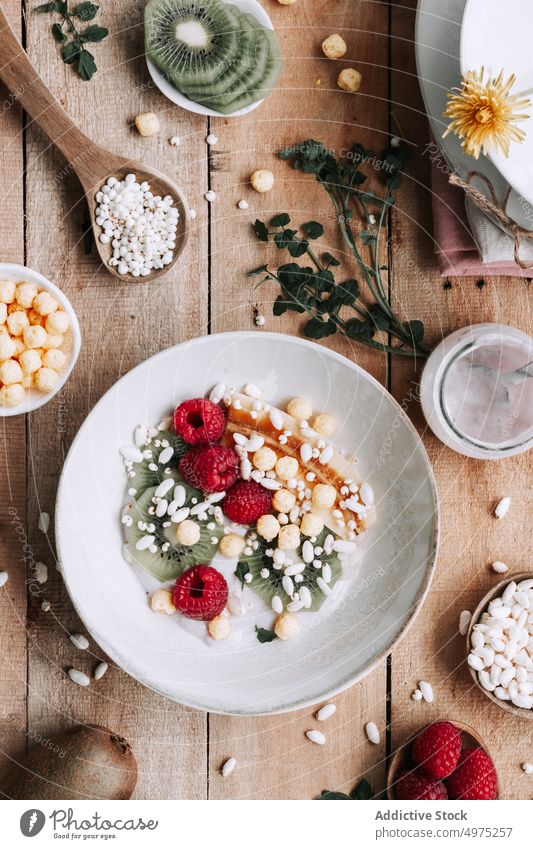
left=23, top=0, right=209, bottom=798
left=0, top=0, right=28, bottom=787
left=390, top=0, right=533, bottom=800
left=208, top=0, right=389, bottom=799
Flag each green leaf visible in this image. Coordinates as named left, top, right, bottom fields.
left=253, top=219, right=269, bottom=242
left=287, top=239, right=308, bottom=258
left=345, top=318, right=375, bottom=341
left=74, top=1, right=99, bottom=20
left=76, top=47, right=97, bottom=80
left=368, top=303, right=390, bottom=331
left=270, top=213, right=291, bottom=227
left=302, top=221, right=324, bottom=240
left=277, top=263, right=314, bottom=290
left=304, top=316, right=337, bottom=339
left=246, top=264, right=270, bottom=276
left=51, top=21, right=66, bottom=41
left=322, top=251, right=340, bottom=267
left=35, top=1, right=66, bottom=12
left=62, top=40, right=80, bottom=63
left=317, top=791, right=351, bottom=800
left=78, top=24, right=108, bottom=43
left=255, top=626, right=277, bottom=644
left=273, top=229, right=297, bottom=250
left=407, top=319, right=424, bottom=344
left=336, top=278, right=359, bottom=305
left=350, top=779, right=372, bottom=800
left=273, top=295, right=288, bottom=316
left=234, top=562, right=250, bottom=590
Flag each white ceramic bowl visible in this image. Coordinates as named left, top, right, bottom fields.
left=56, top=333, right=439, bottom=715
left=146, top=0, right=273, bottom=118
left=0, top=263, right=81, bottom=417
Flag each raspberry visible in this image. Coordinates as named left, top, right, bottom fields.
left=412, top=721, right=462, bottom=779
left=446, top=748, right=498, bottom=800
left=222, top=480, right=272, bottom=524
left=179, top=445, right=239, bottom=493
left=172, top=565, right=228, bottom=621
left=395, top=770, right=448, bottom=800
left=173, top=398, right=226, bottom=445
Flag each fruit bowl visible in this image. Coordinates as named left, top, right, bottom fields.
left=466, top=571, right=533, bottom=720
left=387, top=721, right=498, bottom=800
left=0, top=263, right=81, bottom=417
left=56, top=332, right=438, bottom=714
left=146, top=0, right=277, bottom=118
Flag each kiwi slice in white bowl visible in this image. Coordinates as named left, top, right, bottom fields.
left=123, top=484, right=223, bottom=583
left=145, top=0, right=241, bottom=87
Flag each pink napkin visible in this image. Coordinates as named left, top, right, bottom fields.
left=431, top=157, right=533, bottom=278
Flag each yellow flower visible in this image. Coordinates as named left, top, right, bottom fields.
left=443, top=68, right=530, bottom=159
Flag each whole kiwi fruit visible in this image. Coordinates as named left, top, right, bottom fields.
left=1, top=724, right=137, bottom=800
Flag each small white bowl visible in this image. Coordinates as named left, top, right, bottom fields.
left=146, top=0, right=273, bottom=118
left=0, top=263, right=81, bottom=417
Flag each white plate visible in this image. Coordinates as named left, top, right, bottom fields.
left=0, top=263, right=81, bottom=417
left=461, top=0, right=533, bottom=206
left=56, top=333, right=438, bottom=715
left=416, top=0, right=530, bottom=231
left=146, top=0, right=272, bottom=118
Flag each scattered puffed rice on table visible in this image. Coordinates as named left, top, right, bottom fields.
left=205, top=190, right=217, bottom=202
left=189, top=209, right=197, bottom=220
left=254, top=313, right=266, bottom=327
left=491, top=561, right=509, bottom=574
left=316, top=703, right=337, bottom=722
left=68, top=668, right=90, bottom=687
left=238, top=199, right=249, bottom=210
left=134, top=112, right=160, bottom=137
left=365, top=721, right=380, bottom=744
left=94, top=662, right=108, bottom=681
left=38, top=512, right=50, bottom=533
left=41, top=599, right=50, bottom=612
left=459, top=609, right=472, bottom=635
left=411, top=689, right=423, bottom=702
left=221, top=757, right=237, bottom=777
left=0, top=571, right=9, bottom=588
left=419, top=681, right=434, bottom=703
left=69, top=633, right=89, bottom=651
left=206, top=133, right=218, bottom=146
left=522, top=762, right=533, bottom=775
left=494, top=496, right=511, bottom=519
left=169, top=136, right=181, bottom=146
left=306, top=729, right=326, bottom=745
left=34, top=561, right=48, bottom=584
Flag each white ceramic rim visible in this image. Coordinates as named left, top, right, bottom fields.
left=0, top=263, right=81, bottom=417
left=56, top=331, right=440, bottom=715
left=145, top=0, right=272, bottom=118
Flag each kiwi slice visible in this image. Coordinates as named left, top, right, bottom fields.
left=182, top=12, right=268, bottom=100
left=124, top=483, right=223, bottom=583
left=195, top=27, right=283, bottom=114
left=145, top=0, right=242, bottom=88
left=236, top=529, right=342, bottom=613
left=129, top=429, right=187, bottom=499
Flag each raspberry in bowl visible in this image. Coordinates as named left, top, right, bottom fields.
left=387, top=720, right=498, bottom=800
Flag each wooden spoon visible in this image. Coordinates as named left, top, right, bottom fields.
left=387, top=720, right=498, bottom=800
left=0, top=8, right=190, bottom=281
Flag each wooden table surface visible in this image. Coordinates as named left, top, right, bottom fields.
left=1, top=0, right=532, bottom=800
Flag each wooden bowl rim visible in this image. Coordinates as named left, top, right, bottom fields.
left=466, top=570, right=533, bottom=721
left=386, top=720, right=496, bottom=800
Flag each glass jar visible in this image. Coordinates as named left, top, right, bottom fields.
left=420, top=323, right=533, bottom=459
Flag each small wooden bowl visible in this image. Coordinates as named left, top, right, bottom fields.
left=387, top=720, right=496, bottom=800
left=467, top=570, right=533, bottom=721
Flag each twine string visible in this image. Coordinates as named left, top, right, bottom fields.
left=449, top=171, right=533, bottom=269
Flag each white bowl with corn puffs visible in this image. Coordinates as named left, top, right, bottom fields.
left=0, top=264, right=81, bottom=416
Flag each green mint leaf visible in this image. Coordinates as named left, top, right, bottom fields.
left=74, top=2, right=99, bottom=20
left=334, top=278, right=359, bottom=306
left=273, top=229, right=297, bottom=250
left=302, top=221, right=324, bottom=240
left=322, top=251, right=340, bottom=267
left=270, top=213, right=291, bottom=227
left=273, top=296, right=288, bottom=316
left=78, top=24, right=108, bottom=43
left=246, top=264, right=270, bottom=276
left=345, top=318, right=375, bottom=341
left=76, top=47, right=97, bottom=80
left=407, top=319, right=424, bottom=343
left=368, top=303, right=390, bottom=331
left=317, top=791, right=351, bottom=800
left=51, top=22, right=66, bottom=41
left=304, top=316, right=337, bottom=339
left=277, top=263, right=314, bottom=290
left=255, top=626, right=277, bottom=644
left=234, top=562, right=250, bottom=590
left=253, top=219, right=269, bottom=242
left=287, top=239, right=308, bottom=258
left=35, top=1, right=66, bottom=12
left=62, top=41, right=80, bottom=64
left=350, top=779, right=372, bottom=800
